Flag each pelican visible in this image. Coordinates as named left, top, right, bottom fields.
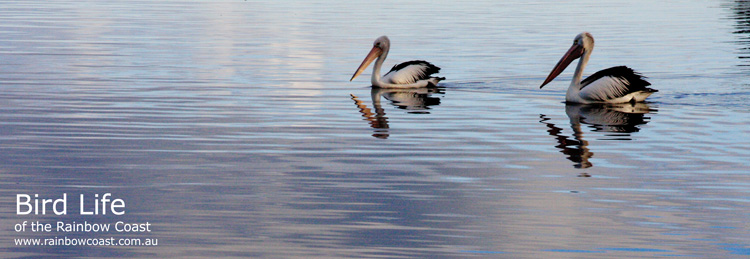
left=350, top=36, right=445, bottom=88
left=540, top=32, right=657, bottom=104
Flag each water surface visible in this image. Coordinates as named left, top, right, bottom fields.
left=1, top=0, right=750, bottom=258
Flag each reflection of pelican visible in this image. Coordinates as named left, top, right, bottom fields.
left=351, top=93, right=389, bottom=139
left=373, top=87, right=442, bottom=113
left=540, top=102, right=655, bottom=170
left=350, top=87, right=444, bottom=139
left=350, top=36, right=445, bottom=88
left=730, top=0, right=750, bottom=69
left=566, top=102, right=653, bottom=136
left=540, top=32, right=658, bottom=104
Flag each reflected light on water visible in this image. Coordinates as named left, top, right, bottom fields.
left=0, top=0, right=749, bottom=258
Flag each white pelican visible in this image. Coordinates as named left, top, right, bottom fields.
left=350, top=36, right=445, bottom=88
left=540, top=32, right=657, bottom=104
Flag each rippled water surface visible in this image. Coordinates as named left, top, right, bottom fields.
left=2, top=0, right=750, bottom=258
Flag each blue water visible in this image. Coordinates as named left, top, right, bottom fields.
left=1, top=0, right=749, bottom=258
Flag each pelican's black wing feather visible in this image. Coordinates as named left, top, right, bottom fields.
left=581, top=66, right=652, bottom=91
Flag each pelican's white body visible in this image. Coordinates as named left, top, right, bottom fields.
left=377, top=63, right=442, bottom=88
left=565, top=72, right=654, bottom=104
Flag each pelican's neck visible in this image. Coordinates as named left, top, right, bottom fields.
left=565, top=50, right=591, bottom=103
left=571, top=49, right=590, bottom=88
left=567, top=48, right=591, bottom=101
left=371, top=47, right=389, bottom=87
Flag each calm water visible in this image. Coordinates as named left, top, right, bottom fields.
left=1, top=0, right=750, bottom=258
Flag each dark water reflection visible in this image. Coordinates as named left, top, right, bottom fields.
left=350, top=87, right=444, bottom=139
left=730, top=0, right=750, bottom=68
left=540, top=103, right=655, bottom=170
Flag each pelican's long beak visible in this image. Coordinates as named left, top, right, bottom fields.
left=350, top=46, right=382, bottom=81
left=540, top=43, right=584, bottom=88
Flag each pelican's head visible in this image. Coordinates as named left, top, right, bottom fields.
left=540, top=32, right=595, bottom=88
left=350, top=36, right=390, bottom=81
